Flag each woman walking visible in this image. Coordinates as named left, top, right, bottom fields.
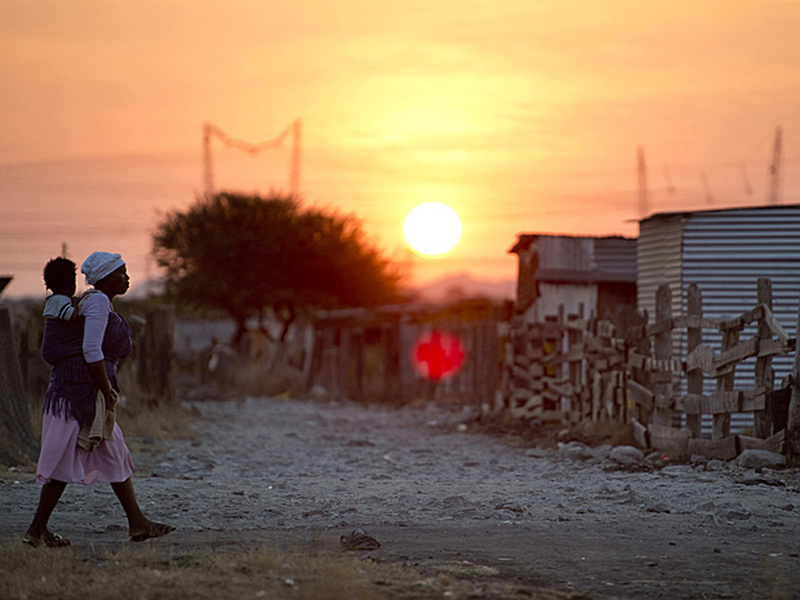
left=25, top=251, right=174, bottom=547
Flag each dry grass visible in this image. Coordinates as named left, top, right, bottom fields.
left=226, top=359, right=303, bottom=399
left=0, top=539, right=562, bottom=600
left=116, top=400, right=198, bottom=441
left=0, top=542, right=403, bottom=600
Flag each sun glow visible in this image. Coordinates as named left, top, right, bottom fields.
left=403, top=201, right=463, bottom=257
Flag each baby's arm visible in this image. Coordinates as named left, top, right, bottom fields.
left=68, top=297, right=80, bottom=320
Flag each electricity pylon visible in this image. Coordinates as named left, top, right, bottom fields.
left=202, top=119, right=302, bottom=199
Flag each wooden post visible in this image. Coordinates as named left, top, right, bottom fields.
left=686, top=284, right=703, bottom=437
left=754, top=278, right=774, bottom=438
left=714, top=327, right=738, bottom=441
left=628, top=309, right=652, bottom=426
left=136, top=305, right=176, bottom=405
left=786, top=298, right=800, bottom=461
left=303, top=329, right=323, bottom=391
left=352, top=327, right=365, bottom=401
left=653, top=284, right=674, bottom=427
left=338, top=327, right=351, bottom=400
left=567, top=304, right=583, bottom=422
left=382, top=319, right=401, bottom=402
left=0, top=307, right=39, bottom=465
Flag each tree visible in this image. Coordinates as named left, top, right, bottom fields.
left=152, top=192, right=406, bottom=346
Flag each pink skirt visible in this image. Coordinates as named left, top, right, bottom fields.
left=36, top=412, right=134, bottom=484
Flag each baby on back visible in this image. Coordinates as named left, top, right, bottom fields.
left=43, top=257, right=79, bottom=321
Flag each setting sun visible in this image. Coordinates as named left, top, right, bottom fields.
left=403, top=201, right=463, bottom=257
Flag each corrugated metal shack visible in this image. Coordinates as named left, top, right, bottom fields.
left=638, top=204, right=800, bottom=431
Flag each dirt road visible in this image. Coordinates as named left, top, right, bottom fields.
left=3, top=396, right=800, bottom=598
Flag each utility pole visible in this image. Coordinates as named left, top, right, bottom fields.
left=637, top=145, right=648, bottom=218
left=767, top=125, right=783, bottom=205
left=202, top=119, right=302, bottom=199
left=203, top=122, right=214, bottom=199
left=290, top=119, right=302, bottom=199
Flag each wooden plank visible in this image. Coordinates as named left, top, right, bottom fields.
left=688, top=436, right=739, bottom=460
left=528, top=347, right=544, bottom=359
left=654, top=394, right=673, bottom=410
left=788, top=299, right=800, bottom=460
left=510, top=403, right=537, bottom=420
left=756, top=338, right=793, bottom=359
left=511, top=364, right=530, bottom=381
left=543, top=379, right=575, bottom=397
left=741, top=389, right=767, bottom=412
left=719, top=305, right=763, bottom=332
left=672, top=314, right=722, bottom=331
left=539, top=410, right=565, bottom=422
left=675, top=393, right=703, bottom=414
left=646, top=317, right=674, bottom=337
left=510, top=388, right=532, bottom=402
left=529, top=362, right=545, bottom=378
left=710, top=338, right=791, bottom=378
left=651, top=371, right=673, bottom=384
left=542, top=388, right=561, bottom=401
left=596, top=320, right=616, bottom=338
left=685, top=344, right=714, bottom=374
left=653, top=284, right=674, bottom=429
left=761, top=303, right=789, bottom=345
left=738, top=429, right=785, bottom=454
left=649, top=424, right=690, bottom=456
left=562, top=319, right=586, bottom=332
left=686, top=282, right=703, bottom=437
left=630, top=417, right=649, bottom=448
left=513, top=354, right=532, bottom=368
left=706, top=391, right=742, bottom=414
left=713, top=337, right=758, bottom=370
left=627, top=350, right=647, bottom=370
left=627, top=379, right=654, bottom=410
left=713, top=325, right=738, bottom=440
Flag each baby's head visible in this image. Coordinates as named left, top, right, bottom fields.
left=43, top=257, right=77, bottom=297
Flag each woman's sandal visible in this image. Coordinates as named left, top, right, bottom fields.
left=23, top=531, right=71, bottom=548
left=129, top=522, right=175, bottom=542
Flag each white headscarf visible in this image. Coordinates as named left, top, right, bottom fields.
left=81, top=251, right=125, bottom=285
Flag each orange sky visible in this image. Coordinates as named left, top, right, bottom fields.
left=2, top=1, right=800, bottom=299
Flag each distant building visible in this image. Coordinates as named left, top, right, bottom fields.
left=508, top=234, right=637, bottom=333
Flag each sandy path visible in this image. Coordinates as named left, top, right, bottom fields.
left=3, top=396, right=800, bottom=598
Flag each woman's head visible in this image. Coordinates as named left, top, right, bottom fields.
left=81, top=251, right=126, bottom=285
left=81, top=251, right=130, bottom=298
left=43, top=257, right=76, bottom=296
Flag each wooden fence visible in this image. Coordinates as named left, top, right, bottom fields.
left=306, top=301, right=505, bottom=405
left=500, top=306, right=627, bottom=424
left=0, top=303, right=176, bottom=466
left=500, top=278, right=798, bottom=460
left=627, top=280, right=792, bottom=460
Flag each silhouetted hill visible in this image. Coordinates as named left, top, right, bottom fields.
left=412, top=272, right=515, bottom=303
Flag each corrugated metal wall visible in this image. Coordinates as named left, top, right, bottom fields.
left=682, top=205, right=800, bottom=391
left=639, top=204, right=800, bottom=435
left=637, top=213, right=685, bottom=326
left=594, top=237, right=637, bottom=278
